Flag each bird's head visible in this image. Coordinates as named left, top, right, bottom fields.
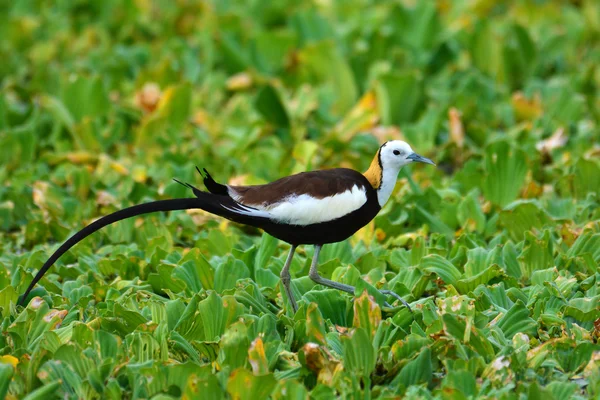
left=379, top=140, right=435, bottom=171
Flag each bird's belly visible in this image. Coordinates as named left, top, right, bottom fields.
left=260, top=199, right=380, bottom=245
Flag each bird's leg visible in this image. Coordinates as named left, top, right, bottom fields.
left=308, top=245, right=356, bottom=294
left=308, top=245, right=412, bottom=312
left=280, top=245, right=298, bottom=313
left=379, top=290, right=412, bottom=312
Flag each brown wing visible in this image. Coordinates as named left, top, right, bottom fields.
left=229, top=168, right=370, bottom=206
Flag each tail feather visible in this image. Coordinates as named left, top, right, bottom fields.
left=19, top=186, right=273, bottom=307
left=19, top=198, right=203, bottom=307
left=200, top=167, right=229, bottom=196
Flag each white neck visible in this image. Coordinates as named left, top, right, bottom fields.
left=376, top=166, right=400, bottom=207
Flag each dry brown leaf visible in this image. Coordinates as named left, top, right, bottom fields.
left=371, top=125, right=403, bottom=145
left=536, top=127, right=567, bottom=153
left=135, top=82, right=161, bottom=113
left=448, top=107, right=465, bottom=148
left=228, top=174, right=250, bottom=186
left=96, top=190, right=117, bottom=207
left=226, top=72, right=253, bottom=91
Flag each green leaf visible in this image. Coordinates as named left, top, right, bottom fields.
left=226, top=368, right=277, bottom=400
left=420, top=255, right=461, bottom=285
left=375, top=70, right=424, bottom=125
left=499, top=200, right=552, bottom=242
left=518, top=230, right=554, bottom=280
left=298, top=40, right=357, bottom=114
left=0, top=363, right=13, bottom=400
left=572, top=158, right=600, bottom=199
left=483, top=141, right=528, bottom=207
left=342, top=328, right=376, bottom=378
left=455, top=264, right=504, bottom=294
left=394, top=347, right=432, bottom=390
left=255, top=85, right=290, bottom=128
left=254, top=233, right=279, bottom=273
left=564, top=295, right=600, bottom=322
left=303, top=290, right=349, bottom=327
left=22, top=380, right=62, bottom=400
left=61, top=75, right=111, bottom=122
left=214, top=257, right=250, bottom=293
left=496, top=301, right=537, bottom=338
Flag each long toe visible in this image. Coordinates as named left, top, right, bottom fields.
left=380, top=289, right=413, bottom=313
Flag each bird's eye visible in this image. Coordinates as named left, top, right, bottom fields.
left=393, top=150, right=401, bottom=156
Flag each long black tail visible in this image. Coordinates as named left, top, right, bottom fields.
left=18, top=198, right=204, bottom=307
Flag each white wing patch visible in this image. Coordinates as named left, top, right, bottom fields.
left=220, top=202, right=273, bottom=219
left=229, top=185, right=367, bottom=226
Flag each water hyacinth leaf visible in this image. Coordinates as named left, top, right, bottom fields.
left=564, top=296, right=600, bottom=322
left=518, top=230, right=554, bottom=280
left=176, top=248, right=216, bottom=290
left=341, top=328, right=376, bottom=378
left=375, top=71, right=424, bottom=125
left=495, top=301, right=537, bottom=338
left=0, top=285, right=18, bottom=318
left=255, top=85, right=290, bottom=128
left=566, top=232, right=600, bottom=263
left=572, top=158, right=600, bottom=199
left=21, top=380, right=62, bottom=400
left=392, top=335, right=432, bottom=361
left=214, top=258, right=251, bottom=293
left=455, top=264, right=504, bottom=294
left=305, top=302, right=327, bottom=345
left=271, top=379, right=309, bottom=400
left=0, top=363, right=13, bottom=399
left=226, top=368, right=277, bottom=400
left=182, top=373, right=224, bottom=400
left=499, top=200, right=552, bottom=242
left=353, top=290, right=382, bottom=339
left=148, top=264, right=187, bottom=295
left=248, top=337, right=270, bottom=375
left=197, top=292, right=245, bottom=341
left=303, top=290, right=349, bottom=327
left=219, top=321, right=250, bottom=370
left=61, top=75, right=111, bottom=122
left=393, top=347, right=432, bottom=390
left=420, top=254, right=461, bottom=286
left=546, top=381, right=578, bottom=400
left=483, top=141, right=528, bottom=207
left=298, top=41, right=357, bottom=115
left=457, top=190, right=486, bottom=233
left=255, top=233, right=279, bottom=273
left=442, top=370, right=478, bottom=399
left=354, top=279, right=387, bottom=308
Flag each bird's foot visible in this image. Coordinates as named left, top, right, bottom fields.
left=380, top=289, right=412, bottom=313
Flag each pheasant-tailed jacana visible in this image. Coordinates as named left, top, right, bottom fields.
left=19, top=140, right=435, bottom=312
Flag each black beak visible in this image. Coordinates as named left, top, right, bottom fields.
left=407, top=152, right=436, bottom=166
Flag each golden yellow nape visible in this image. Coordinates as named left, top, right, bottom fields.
left=363, top=149, right=382, bottom=189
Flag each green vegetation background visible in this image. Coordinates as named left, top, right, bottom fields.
left=1, top=0, right=600, bottom=398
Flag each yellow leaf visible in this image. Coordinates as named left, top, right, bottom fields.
left=512, top=92, right=543, bottom=121
left=335, top=91, right=380, bottom=140
left=448, top=107, right=465, bottom=148
left=248, top=337, right=269, bottom=376
left=0, top=355, right=18, bottom=368
left=110, top=160, right=129, bottom=175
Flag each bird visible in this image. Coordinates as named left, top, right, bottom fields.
left=18, top=140, right=435, bottom=312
